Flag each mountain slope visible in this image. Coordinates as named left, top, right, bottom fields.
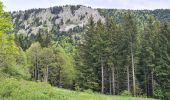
left=12, top=5, right=170, bottom=37
left=12, top=5, right=104, bottom=36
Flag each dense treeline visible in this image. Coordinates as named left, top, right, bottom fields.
left=76, top=14, right=170, bottom=99
left=98, top=9, right=170, bottom=23
left=0, top=1, right=170, bottom=100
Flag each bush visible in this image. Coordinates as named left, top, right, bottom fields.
left=0, top=77, right=59, bottom=99
left=0, top=78, right=19, bottom=98
left=75, top=85, right=82, bottom=92
left=120, top=90, right=131, bottom=96
left=83, top=89, right=93, bottom=94
left=153, top=83, right=164, bottom=99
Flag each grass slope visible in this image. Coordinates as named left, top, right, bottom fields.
left=0, top=77, right=156, bottom=100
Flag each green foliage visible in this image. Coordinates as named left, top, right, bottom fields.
left=26, top=42, right=75, bottom=88
left=0, top=77, right=156, bottom=100
left=0, top=77, right=58, bottom=99
left=0, top=2, right=12, bottom=34
left=14, top=33, right=32, bottom=51
left=153, top=83, right=164, bottom=99
left=83, top=89, right=93, bottom=94
left=75, top=16, right=100, bottom=91
left=0, top=1, right=169, bottom=99
left=36, top=28, right=52, bottom=47
left=120, top=90, right=131, bottom=96
left=0, top=32, right=29, bottom=79
left=0, top=1, right=29, bottom=79
left=50, top=43, right=75, bottom=88
left=77, top=13, right=169, bottom=99
left=26, top=42, right=42, bottom=80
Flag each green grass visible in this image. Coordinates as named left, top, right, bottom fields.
left=0, top=77, right=156, bottom=100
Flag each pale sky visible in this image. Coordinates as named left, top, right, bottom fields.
left=1, top=0, right=170, bottom=11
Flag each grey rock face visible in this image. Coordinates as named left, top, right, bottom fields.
left=12, top=5, right=104, bottom=35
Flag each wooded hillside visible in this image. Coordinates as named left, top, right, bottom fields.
left=0, top=1, right=169, bottom=100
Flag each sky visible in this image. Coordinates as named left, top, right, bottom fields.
left=1, top=0, right=170, bottom=11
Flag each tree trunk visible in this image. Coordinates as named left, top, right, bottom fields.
left=151, top=70, right=154, bottom=97
left=36, top=58, right=39, bottom=80
left=44, top=65, right=48, bottom=82
left=147, top=73, right=150, bottom=97
left=58, top=67, right=61, bottom=87
left=112, top=65, right=115, bottom=95
left=116, top=67, right=120, bottom=94
left=37, top=59, right=40, bottom=80
left=127, top=65, right=130, bottom=94
left=101, top=58, right=104, bottom=93
left=44, top=56, right=49, bottom=82
left=35, top=56, right=38, bottom=80
left=35, top=66, right=37, bottom=80
left=33, top=68, right=35, bottom=80
left=144, top=67, right=148, bottom=97
left=131, top=41, right=136, bottom=96
left=109, top=71, right=112, bottom=94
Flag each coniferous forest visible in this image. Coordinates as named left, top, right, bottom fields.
left=0, top=1, right=170, bottom=100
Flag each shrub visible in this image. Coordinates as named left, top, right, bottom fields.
left=154, top=83, right=164, bottom=99
left=0, top=77, right=57, bottom=99
left=120, top=90, right=131, bottom=96
left=83, top=89, right=93, bottom=94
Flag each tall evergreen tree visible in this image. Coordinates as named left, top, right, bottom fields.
left=123, top=12, right=138, bottom=96
left=76, top=16, right=99, bottom=91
